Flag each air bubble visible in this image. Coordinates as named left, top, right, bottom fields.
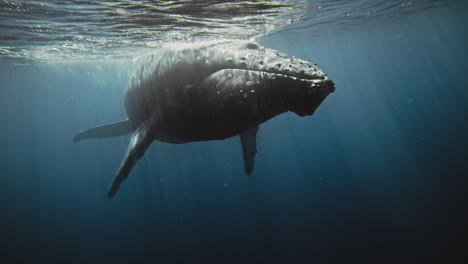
left=246, top=81, right=251, bottom=86
left=250, top=90, right=255, bottom=93
left=243, top=93, right=248, bottom=98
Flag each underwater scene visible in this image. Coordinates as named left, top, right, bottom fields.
left=0, top=1, right=467, bottom=263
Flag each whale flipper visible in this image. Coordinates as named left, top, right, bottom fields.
left=73, top=119, right=133, bottom=143
left=107, top=119, right=154, bottom=198
left=240, top=126, right=259, bottom=175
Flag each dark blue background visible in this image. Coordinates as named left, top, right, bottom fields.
left=1, top=3, right=467, bottom=263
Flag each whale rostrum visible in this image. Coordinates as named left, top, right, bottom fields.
left=74, top=40, right=335, bottom=198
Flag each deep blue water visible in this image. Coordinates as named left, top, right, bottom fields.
left=1, top=2, right=467, bottom=263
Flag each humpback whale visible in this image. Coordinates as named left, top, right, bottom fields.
left=74, top=40, right=335, bottom=198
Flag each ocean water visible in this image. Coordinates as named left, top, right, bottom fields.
left=1, top=1, right=467, bottom=263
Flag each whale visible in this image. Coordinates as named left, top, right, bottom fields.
left=74, top=40, right=335, bottom=198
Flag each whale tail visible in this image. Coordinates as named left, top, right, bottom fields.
left=73, top=119, right=133, bottom=143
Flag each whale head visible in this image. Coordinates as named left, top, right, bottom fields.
left=214, top=40, right=336, bottom=117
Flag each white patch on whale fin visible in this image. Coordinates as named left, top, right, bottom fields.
left=107, top=119, right=154, bottom=198
left=73, top=119, right=133, bottom=143
left=240, top=125, right=259, bottom=175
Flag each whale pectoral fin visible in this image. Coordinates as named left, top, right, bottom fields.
left=240, top=125, right=259, bottom=175
left=107, top=119, right=154, bottom=198
left=73, top=119, right=133, bottom=143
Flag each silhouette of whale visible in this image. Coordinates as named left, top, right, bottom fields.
left=74, top=40, right=335, bottom=198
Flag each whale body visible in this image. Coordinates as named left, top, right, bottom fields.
left=74, top=40, right=335, bottom=198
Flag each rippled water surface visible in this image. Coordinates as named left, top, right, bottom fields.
left=0, top=0, right=461, bottom=62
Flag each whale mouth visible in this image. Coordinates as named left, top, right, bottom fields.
left=279, top=73, right=335, bottom=92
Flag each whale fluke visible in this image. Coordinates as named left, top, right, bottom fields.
left=73, top=119, right=133, bottom=143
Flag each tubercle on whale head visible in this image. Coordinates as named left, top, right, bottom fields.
left=235, top=41, right=327, bottom=80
